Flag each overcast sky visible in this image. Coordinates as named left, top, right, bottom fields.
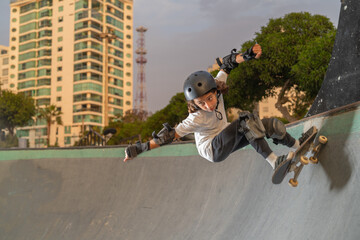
left=0, top=0, right=341, bottom=113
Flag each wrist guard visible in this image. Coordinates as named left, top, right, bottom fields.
left=125, top=141, right=150, bottom=158
left=216, top=49, right=239, bottom=74
left=152, top=123, right=176, bottom=146
left=242, top=46, right=257, bottom=61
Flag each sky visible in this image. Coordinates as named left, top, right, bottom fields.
left=0, top=0, right=341, bottom=113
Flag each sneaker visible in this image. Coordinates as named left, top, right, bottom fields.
left=298, top=126, right=317, bottom=145
left=274, top=151, right=295, bottom=170
left=272, top=151, right=295, bottom=184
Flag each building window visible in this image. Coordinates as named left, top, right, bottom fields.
left=58, top=27, right=63, bottom=32
left=57, top=66, right=62, bottom=71
left=58, top=47, right=63, bottom=52
left=59, top=6, right=64, bottom=12
left=58, top=16, right=63, bottom=22
left=57, top=76, right=62, bottom=81
left=57, top=96, right=62, bottom=101
left=2, top=69, right=8, bottom=76
left=57, top=86, right=62, bottom=92
left=64, top=126, right=71, bottom=134
left=64, top=136, right=71, bottom=145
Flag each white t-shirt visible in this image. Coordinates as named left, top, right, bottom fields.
left=175, top=71, right=230, bottom=162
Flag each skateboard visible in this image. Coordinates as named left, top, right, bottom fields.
left=272, top=126, right=328, bottom=187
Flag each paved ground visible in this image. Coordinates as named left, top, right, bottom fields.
left=0, top=103, right=360, bottom=240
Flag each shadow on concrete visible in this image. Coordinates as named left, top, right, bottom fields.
left=317, top=109, right=355, bottom=190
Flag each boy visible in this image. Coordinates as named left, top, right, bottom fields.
left=124, top=44, right=315, bottom=173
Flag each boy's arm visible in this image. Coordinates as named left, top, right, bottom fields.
left=218, top=43, right=262, bottom=75
left=123, top=126, right=181, bottom=162
left=147, top=131, right=181, bottom=151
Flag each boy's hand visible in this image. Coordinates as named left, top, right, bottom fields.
left=123, top=149, right=132, bottom=162
left=252, top=44, right=262, bottom=59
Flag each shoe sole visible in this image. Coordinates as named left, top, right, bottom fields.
left=272, top=151, right=295, bottom=184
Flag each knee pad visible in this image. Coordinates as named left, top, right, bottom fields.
left=238, top=112, right=266, bottom=143
left=262, top=118, right=286, bottom=140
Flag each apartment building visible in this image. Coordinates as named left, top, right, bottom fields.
left=9, top=0, right=133, bottom=147
left=0, top=46, right=9, bottom=88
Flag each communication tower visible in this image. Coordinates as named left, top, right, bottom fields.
left=135, top=26, right=148, bottom=112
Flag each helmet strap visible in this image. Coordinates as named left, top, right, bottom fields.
left=215, top=91, right=223, bottom=120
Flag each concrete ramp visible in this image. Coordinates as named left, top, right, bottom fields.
left=1, top=102, right=360, bottom=240
left=307, top=0, right=360, bottom=116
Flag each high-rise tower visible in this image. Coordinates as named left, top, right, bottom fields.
left=9, top=0, right=134, bottom=147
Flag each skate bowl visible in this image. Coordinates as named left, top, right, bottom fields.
left=1, top=0, right=360, bottom=239
left=1, top=102, right=360, bottom=240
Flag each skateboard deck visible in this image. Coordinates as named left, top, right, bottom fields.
left=272, top=126, right=328, bottom=187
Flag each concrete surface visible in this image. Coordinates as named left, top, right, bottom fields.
left=0, top=102, right=360, bottom=240
left=307, top=0, right=360, bottom=116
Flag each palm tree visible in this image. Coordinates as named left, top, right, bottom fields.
left=37, top=104, right=63, bottom=146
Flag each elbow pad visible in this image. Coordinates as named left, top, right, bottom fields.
left=152, top=123, right=176, bottom=146
left=216, top=49, right=239, bottom=74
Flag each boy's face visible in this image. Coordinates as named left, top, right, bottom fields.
left=194, top=91, right=217, bottom=112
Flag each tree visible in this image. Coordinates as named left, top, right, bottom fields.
left=291, top=30, right=336, bottom=101
left=37, top=104, right=63, bottom=146
left=107, top=109, right=148, bottom=145
left=107, top=92, right=188, bottom=144
left=0, top=90, right=36, bottom=136
left=225, top=12, right=336, bottom=122
left=142, top=92, right=188, bottom=139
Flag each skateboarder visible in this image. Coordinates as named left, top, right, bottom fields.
left=124, top=44, right=314, bottom=172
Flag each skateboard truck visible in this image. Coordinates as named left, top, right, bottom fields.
left=288, top=135, right=328, bottom=187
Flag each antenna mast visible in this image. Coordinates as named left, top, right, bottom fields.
left=135, top=26, right=148, bottom=112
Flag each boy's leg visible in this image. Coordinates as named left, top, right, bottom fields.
left=261, top=118, right=296, bottom=148
left=212, top=117, right=273, bottom=162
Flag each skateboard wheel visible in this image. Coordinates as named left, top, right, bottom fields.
left=319, top=135, right=328, bottom=144
left=309, top=156, right=318, bottom=164
left=289, top=178, right=298, bottom=187
left=313, top=145, right=320, bottom=153
left=300, top=156, right=309, bottom=165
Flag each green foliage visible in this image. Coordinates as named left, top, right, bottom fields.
left=0, top=90, right=36, bottom=135
left=142, top=93, right=188, bottom=138
left=107, top=110, right=146, bottom=145
left=108, top=92, right=188, bottom=144
left=37, top=104, right=63, bottom=146
left=225, top=12, right=335, bottom=121
left=291, top=30, right=336, bottom=101
left=37, top=104, right=63, bottom=126
left=0, top=134, right=19, bottom=148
